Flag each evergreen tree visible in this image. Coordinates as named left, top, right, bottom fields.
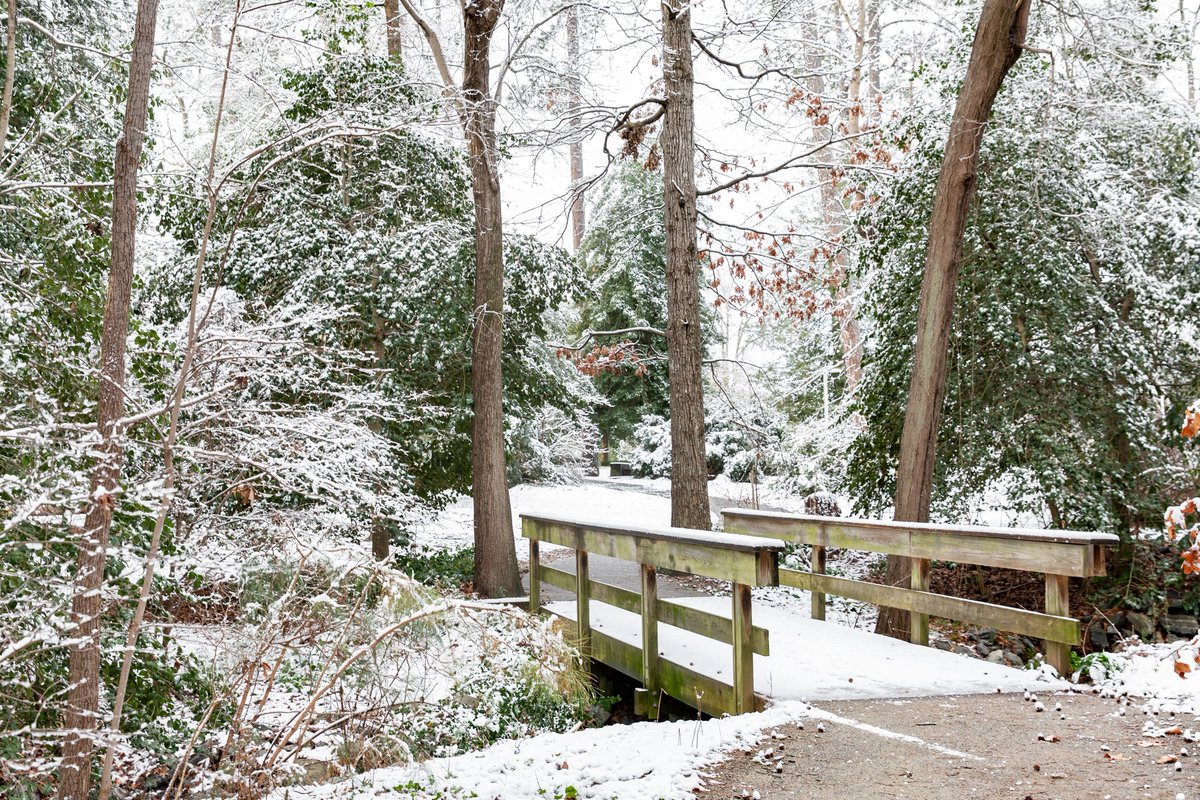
left=847, top=1, right=1200, bottom=535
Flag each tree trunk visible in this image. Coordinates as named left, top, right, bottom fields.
left=463, top=0, right=520, bottom=598
left=383, top=0, right=402, bottom=59
left=804, top=12, right=864, bottom=394
left=0, top=0, right=16, bottom=158
left=660, top=0, right=710, bottom=531
left=566, top=4, right=584, bottom=251
left=57, top=0, right=160, bottom=795
left=876, top=0, right=1029, bottom=639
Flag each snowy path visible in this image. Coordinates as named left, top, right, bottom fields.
left=544, top=595, right=1057, bottom=702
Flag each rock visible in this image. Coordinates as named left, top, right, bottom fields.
left=954, top=644, right=977, bottom=658
left=977, top=628, right=998, bottom=644
left=1163, top=615, right=1199, bottom=638
left=587, top=703, right=611, bottom=727
left=977, top=643, right=994, bottom=657
left=986, top=649, right=1005, bottom=663
left=1003, top=651, right=1024, bottom=668
left=1089, top=625, right=1110, bottom=651
left=1125, top=611, right=1155, bottom=640
left=933, top=639, right=952, bottom=651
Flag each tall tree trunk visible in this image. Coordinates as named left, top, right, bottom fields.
left=464, top=0, right=520, bottom=597
left=383, top=0, right=402, bottom=59
left=0, top=0, right=15, bottom=158
left=566, top=3, right=584, bottom=251
left=57, top=0, right=160, bottom=795
left=875, top=0, right=1030, bottom=639
left=803, top=10, right=864, bottom=394
left=660, top=0, right=710, bottom=530
left=1183, top=0, right=1196, bottom=108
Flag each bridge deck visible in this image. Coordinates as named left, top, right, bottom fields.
left=545, top=596, right=1050, bottom=704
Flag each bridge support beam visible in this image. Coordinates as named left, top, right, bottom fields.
left=636, top=564, right=660, bottom=718
left=811, top=545, right=826, bottom=621
left=910, top=557, right=930, bottom=646
left=732, top=582, right=754, bottom=714
left=576, top=550, right=591, bottom=670
left=1044, top=573, right=1070, bottom=676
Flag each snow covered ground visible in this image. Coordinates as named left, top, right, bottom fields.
left=413, top=481, right=681, bottom=559
left=1084, top=638, right=1200, bottom=717
left=270, top=702, right=810, bottom=800
left=412, top=474, right=816, bottom=559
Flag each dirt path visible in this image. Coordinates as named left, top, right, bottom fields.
left=707, top=692, right=1196, bottom=800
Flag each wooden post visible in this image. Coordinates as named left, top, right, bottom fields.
left=528, top=538, right=540, bottom=613
left=910, top=557, right=930, bottom=646
left=732, top=582, right=754, bottom=714
left=1044, top=573, right=1070, bottom=675
left=576, top=549, right=591, bottom=668
left=811, top=545, right=827, bottom=621
left=638, top=564, right=660, bottom=717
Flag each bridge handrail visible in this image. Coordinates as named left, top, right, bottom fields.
left=721, top=508, right=1120, bottom=675
left=522, top=513, right=782, bottom=716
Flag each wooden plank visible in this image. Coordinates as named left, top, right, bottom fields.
left=1044, top=573, right=1071, bottom=675
left=576, top=550, right=590, bottom=667
left=554, top=618, right=748, bottom=717
left=909, top=530, right=1092, bottom=578
left=528, top=538, right=540, bottom=613
left=540, top=563, right=575, bottom=593
left=654, top=596, right=771, bottom=656
left=722, top=508, right=1119, bottom=546
left=641, top=565, right=660, bottom=718
left=523, top=513, right=785, bottom=552
left=811, top=545, right=826, bottom=621
left=539, top=565, right=770, bottom=654
left=910, top=557, right=930, bottom=646
left=780, top=569, right=1080, bottom=645
left=724, top=511, right=1103, bottom=578
left=732, top=583, right=754, bottom=715
left=522, top=517, right=782, bottom=585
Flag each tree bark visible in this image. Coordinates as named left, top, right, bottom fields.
left=464, top=0, right=520, bottom=597
left=0, top=0, right=15, bottom=158
left=383, top=0, right=402, bottom=59
left=57, top=0, right=160, bottom=795
left=566, top=4, right=584, bottom=251
left=876, top=0, right=1029, bottom=639
left=660, top=0, right=710, bottom=530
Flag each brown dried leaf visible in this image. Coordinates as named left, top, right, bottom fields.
left=1157, top=755, right=1179, bottom=765
left=1174, top=660, right=1192, bottom=679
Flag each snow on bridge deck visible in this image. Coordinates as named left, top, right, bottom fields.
left=545, top=596, right=1059, bottom=703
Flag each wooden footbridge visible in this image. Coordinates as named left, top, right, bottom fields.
left=523, top=510, right=1118, bottom=718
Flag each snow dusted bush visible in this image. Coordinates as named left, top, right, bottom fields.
left=508, top=406, right=600, bottom=485
left=626, top=399, right=789, bottom=481
left=173, top=561, right=592, bottom=796
left=627, top=414, right=672, bottom=477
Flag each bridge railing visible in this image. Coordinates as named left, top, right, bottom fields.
left=721, top=509, right=1119, bottom=675
left=522, top=513, right=782, bottom=717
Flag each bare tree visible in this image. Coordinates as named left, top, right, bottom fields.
left=566, top=3, right=584, bottom=250
left=397, top=0, right=521, bottom=596
left=659, top=0, right=710, bottom=530
left=56, top=0, right=160, bottom=796
left=384, top=0, right=403, bottom=59
left=0, top=0, right=15, bottom=158
left=875, top=0, right=1030, bottom=640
